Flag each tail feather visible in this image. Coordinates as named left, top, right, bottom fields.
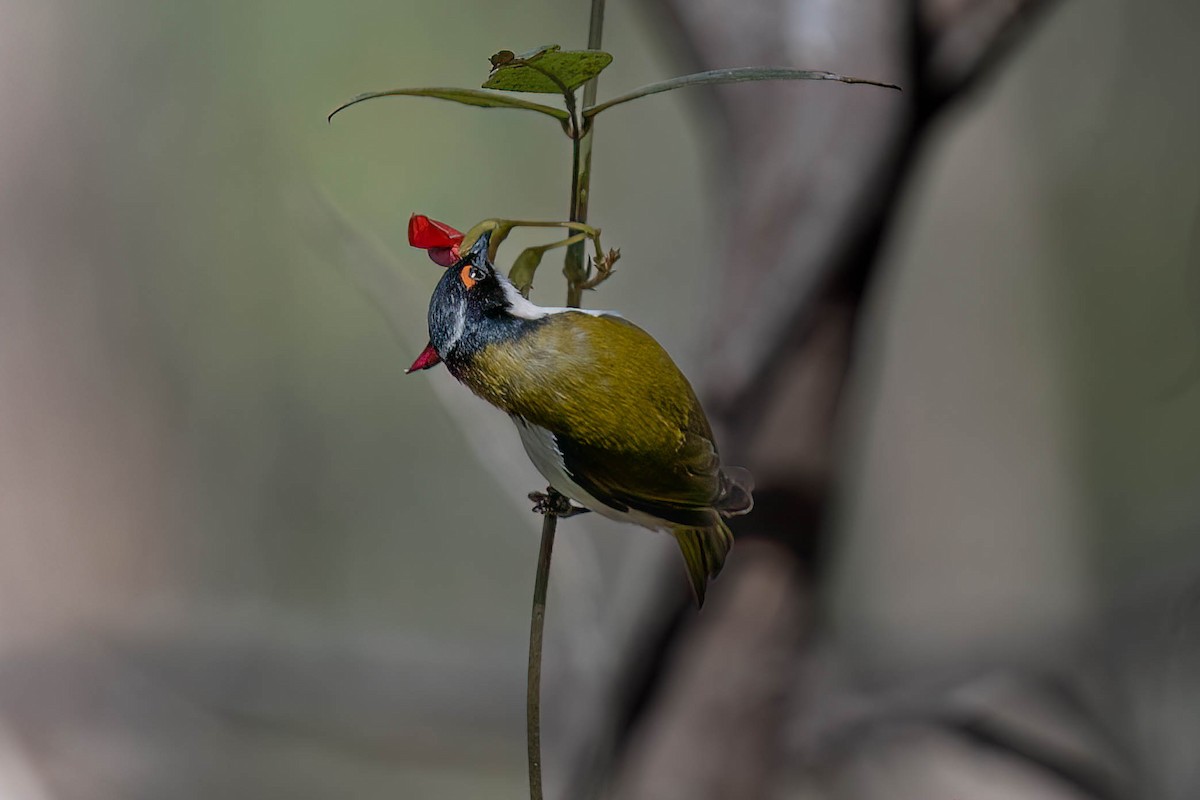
left=673, top=517, right=734, bottom=608
left=716, top=466, right=754, bottom=517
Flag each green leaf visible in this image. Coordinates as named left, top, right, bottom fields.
left=508, top=247, right=546, bottom=298
left=583, top=67, right=901, bottom=118
left=483, top=45, right=614, bottom=94
left=328, top=87, right=569, bottom=123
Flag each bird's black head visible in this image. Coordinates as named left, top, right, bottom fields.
left=425, top=231, right=529, bottom=370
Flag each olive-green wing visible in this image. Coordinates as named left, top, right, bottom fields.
left=556, top=427, right=723, bottom=526
left=523, top=313, right=726, bottom=523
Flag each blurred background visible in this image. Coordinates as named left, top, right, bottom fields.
left=0, top=0, right=1197, bottom=798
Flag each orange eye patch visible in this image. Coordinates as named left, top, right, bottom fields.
left=459, top=263, right=477, bottom=289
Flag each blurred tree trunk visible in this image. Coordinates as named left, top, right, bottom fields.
left=565, top=1, right=1066, bottom=797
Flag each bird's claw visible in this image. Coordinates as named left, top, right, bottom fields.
left=528, top=488, right=589, bottom=517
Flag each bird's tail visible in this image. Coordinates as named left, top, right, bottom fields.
left=673, top=516, right=734, bottom=608
left=716, top=466, right=754, bottom=517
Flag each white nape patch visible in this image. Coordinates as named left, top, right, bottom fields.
left=499, top=275, right=619, bottom=320
left=513, top=416, right=671, bottom=533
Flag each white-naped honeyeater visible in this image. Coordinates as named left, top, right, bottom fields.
left=408, top=230, right=753, bottom=606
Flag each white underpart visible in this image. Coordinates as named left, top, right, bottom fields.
left=514, top=417, right=670, bottom=532
left=499, top=275, right=618, bottom=320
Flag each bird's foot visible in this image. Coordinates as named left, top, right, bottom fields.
left=528, top=488, right=589, bottom=518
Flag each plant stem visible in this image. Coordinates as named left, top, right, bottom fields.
left=563, top=0, right=606, bottom=308
left=527, top=3, right=607, bottom=799
left=527, top=509, right=557, bottom=800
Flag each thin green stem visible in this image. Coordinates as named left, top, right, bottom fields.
left=527, top=3, right=607, bottom=799
left=563, top=0, right=605, bottom=308
left=530, top=232, right=591, bottom=254
left=582, top=0, right=606, bottom=111
left=527, top=509, right=557, bottom=800
left=568, top=133, right=583, bottom=229
left=564, top=129, right=594, bottom=308
left=496, top=220, right=600, bottom=234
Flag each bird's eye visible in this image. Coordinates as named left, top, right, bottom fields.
left=459, top=263, right=488, bottom=289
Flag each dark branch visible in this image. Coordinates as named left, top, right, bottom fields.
left=922, top=0, right=1063, bottom=111
left=574, top=0, right=1068, bottom=797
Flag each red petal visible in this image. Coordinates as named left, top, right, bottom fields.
left=426, top=245, right=460, bottom=267
left=405, top=342, right=442, bottom=373
left=408, top=214, right=464, bottom=250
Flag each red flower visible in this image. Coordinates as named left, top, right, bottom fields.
left=405, top=213, right=464, bottom=374
left=408, top=213, right=463, bottom=267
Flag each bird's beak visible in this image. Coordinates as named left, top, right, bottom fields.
left=457, top=228, right=493, bottom=265
left=406, top=341, right=442, bottom=373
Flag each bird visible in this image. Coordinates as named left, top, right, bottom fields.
left=407, top=231, right=753, bottom=606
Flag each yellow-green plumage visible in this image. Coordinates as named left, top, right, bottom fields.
left=456, top=311, right=743, bottom=605
left=462, top=313, right=699, bottom=451
left=421, top=234, right=750, bottom=605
